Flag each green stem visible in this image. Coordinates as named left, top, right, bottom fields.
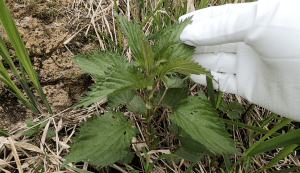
left=140, top=0, right=166, bottom=30
left=114, top=0, right=122, bottom=49
left=146, top=109, right=153, bottom=146
left=244, top=118, right=293, bottom=156
left=228, top=118, right=293, bottom=172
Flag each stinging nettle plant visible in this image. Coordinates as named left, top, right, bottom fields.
left=61, top=14, right=237, bottom=169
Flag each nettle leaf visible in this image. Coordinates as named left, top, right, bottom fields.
left=25, top=119, right=36, bottom=127
left=128, top=95, right=147, bottom=115
left=108, top=89, right=136, bottom=108
left=108, top=89, right=147, bottom=115
left=104, top=65, right=153, bottom=94
left=73, top=84, right=115, bottom=108
left=24, top=129, right=36, bottom=136
left=141, top=38, right=154, bottom=76
left=62, top=111, right=138, bottom=168
left=71, top=51, right=128, bottom=80
left=158, top=58, right=211, bottom=79
left=153, top=17, right=194, bottom=60
left=73, top=55, right=153, bottom=108
left=153, top=42, right=178, bottom=62
left=174, top=147, right=205, bottom=162
left=162, top=73, right=187, bottom=89
left=169, top=96, right=237, bottom=155
left=218, top=99, right=228, bottom=113
left=233, top=103, right=244, bottom=114
left=46, top=130, right=56, bottom=138
left=169, top=124, right=207, bottom=161
left=39, top=118, right=48, bottom=128
left=227, top=111, right=240, bottom=119
left=154, top=87, right=189, bottom=108
left=117, top=14, right=146, bottom=66
left=197, top=91, right=208, bottom=101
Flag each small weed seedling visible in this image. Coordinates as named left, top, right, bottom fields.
left=61, top=14, right=237, bottom=171
left=24, top=119, right=55, bottom=138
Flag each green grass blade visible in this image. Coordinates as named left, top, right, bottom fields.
left=0, top=69, right=38, bottom=114
left=140, top=0, right=166, bottom=30
left=244, top=118, right=293, bottom=156
left=198, top=0, right=210, bottom=9
left=257, top=144, right=298, bottom=173
left=223, top=152, right=232, bottom=173
left=261, top=113, right=277, bottom=127
left=163, top=1, right=171, bottom=26
left=141, top=147, right=150, bottom=171
left=114, top=0, right=122, bottom=49
left=0, top=126, right=9, bottom=136
left=246, top=128, right=300, bottom=157
left=37, top=80, right=53, bottom=114
left=0, top=82, right=39, bottom=115
left=222, top=119, right=280, bottom=137
left=206, top=75, right=216, bottom=108
left=0, top=0, right=52, bottom=114
left=216, top=91, right=223, bottom=109
left=134, top=145, right=147, bottom=170
left=245, top=156, right=251, bottom=173
left=0, top=0, right=37, bottom=84
left=183, top=2, right=188, bottom=14
left=0, top=35, right=19, bottom=76
left=97, top=30, right=122, bottom=54
left=0, top=57, right=39, bottom=115
left=0, top=35, right=38, bottom=113
left=150, top=11, right=163, bottom=31
left=19, top=60, right=39, bottom=111
left=245, top=131, right=254, bottom=173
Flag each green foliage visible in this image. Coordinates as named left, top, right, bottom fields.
left=64, top=13, right=235, bottom=171
left=0, top=0, right=52, bottom=115
left=219, top=100, right=244, bottom=119
left=71, top=51, right=128, bottom=79
left=72, top=52, right=153, bottom=107
left=0, top=126, right=9, bottom=136
left=162, top=73, right=187, bottom=89
left=24, top=119, right=55, bottom=138
left=169, top=96, right=237, bottom=155
left=108, top=89, right=136, bottom=108
left=61, top=111, right=138, bottom=168
left=152, top=17, right=194, bottom=60
left=118, top=14, right=147, bottom=67
left=127, top=95, right=147, bottom=115
left=169, top=124, right=206, bottom=161
left=154, top=87, right=189, bottom=107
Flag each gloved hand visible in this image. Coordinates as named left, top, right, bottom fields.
left=179, top=0, right=300, bottom=121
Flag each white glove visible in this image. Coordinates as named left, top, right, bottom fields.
left=179, top=0, right=300, bottom=121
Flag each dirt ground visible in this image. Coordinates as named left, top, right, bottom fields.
left=0, top=0, right=96, bottom=130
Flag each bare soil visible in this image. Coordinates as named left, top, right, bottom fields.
left=0, top=0, right=94, bottom=130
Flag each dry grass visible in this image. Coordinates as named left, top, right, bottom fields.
left=1, top=0, right=300, bottom=172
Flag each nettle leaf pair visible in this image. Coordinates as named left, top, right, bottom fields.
left=61, top=15, right=237, bottom=168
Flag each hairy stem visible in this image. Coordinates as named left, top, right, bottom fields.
left=153, top=104, right=171, bottom=109
left=146, top=109, right=153, bottom=146
left=154, top=88, right=168, bottom=112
